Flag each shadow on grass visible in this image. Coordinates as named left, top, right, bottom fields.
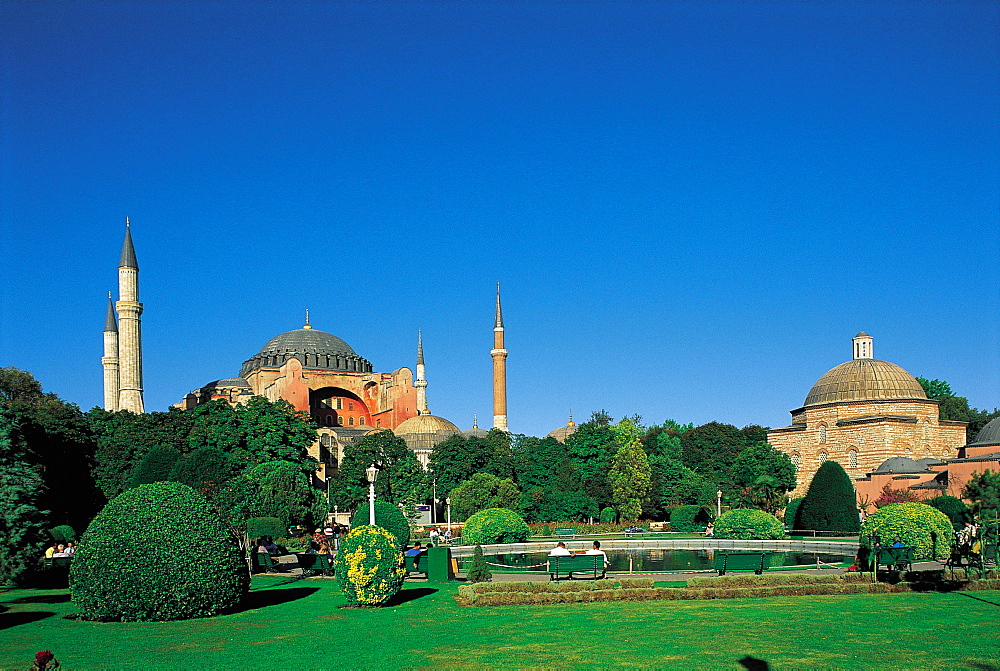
left=738, top=656, right=770, bottom=671
left=234, top=587, right=320, bottom=613
left=385, top=588, right=439, bottom=606
left=954, top=592, right=1000, bottom=608
left=0, top=611, right=55, bottom=630
left=6, top=594, right=71, bottom=605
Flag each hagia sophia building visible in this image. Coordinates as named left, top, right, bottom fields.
left=103, top=225, right=997, bottom=506
left=102, top=225, right=577, bottom=487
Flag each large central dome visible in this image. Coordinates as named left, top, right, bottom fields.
left=804, top=358, right=927, bottom=407
left=240, top=327, right=373, bottom=376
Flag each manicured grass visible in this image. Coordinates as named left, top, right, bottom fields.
left=1, top=576, right=997, bottom=669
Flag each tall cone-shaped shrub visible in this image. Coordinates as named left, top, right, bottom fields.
left=797, top=460, right=860, bottom=533
left=466, top=544, right=492, bottom=583
left=335, top=525, right=405, bottom=606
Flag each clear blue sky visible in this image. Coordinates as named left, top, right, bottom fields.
left=2, top=1, right=998, bottom=438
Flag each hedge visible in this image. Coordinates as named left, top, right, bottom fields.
left=714, top=509, right=784, bottom=540
left=669, top=505, right=709, bottom=532
left=335, top=525, right=405, bottom=606
left=350, top=501, right=410, bottom=551
left=926, top=495, right=969, bottom=530
left=461, top=508, right=529, bottom=545
left=49, top=525, right=76, bottom=543
left=797, top=460, right=860, bottom=533
left=70, top=481, right=248, bottom=621
left=860, top=502, right=954, bottom=561
left=247, top=516, right=285, bottom=540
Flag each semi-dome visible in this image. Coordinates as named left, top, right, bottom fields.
left=873, top=456, right=927, bottom=475
left=803, top=359, right=927, bottom=407
left=970, top=417, right=1000, bottom=447
left=240, top=326, right=372, bottom=377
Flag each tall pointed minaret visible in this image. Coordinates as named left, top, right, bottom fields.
left=491, top=283, right=508, bottom=431
left=115, top=219, right=144, bottom=413
left=415, top=330, right=429, bottom=415
left=102, top=291, right=119, bottom=410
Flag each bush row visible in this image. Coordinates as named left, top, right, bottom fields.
left=458, top=578, right=652, bottom=598
left=686, top=572, right=872, bottom=589
left=462, top=579, right=1000, bottom=606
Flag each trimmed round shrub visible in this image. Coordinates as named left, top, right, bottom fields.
left=715, top=509, right=785, bottom=540
left=783, top=497, right=804, bottom=529
left=670, top=505, right=710, bottom=532
left=461, top=508, right=530, bottom=545
left=70, top=481, right=248, bottom=621
left=350, top=501, right=410, bottom=551
left=797, top=460, right=860, bottom=533
left=49, top=525, right=76, bottom=543
left=859, top=502, right=954, bottom=561
left=599, top=507, right=617, bottom=523
left=335, top=525, right=405, bottom=606
left=926, top=495, right=969, bottom=531
left=247, top=516, right=284, bottom=540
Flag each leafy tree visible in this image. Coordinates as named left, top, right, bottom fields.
left=608, top=417, right=651, bottom=521
left=511, top=435, right=566, bottom=490
left=169, top=447, right=239, bottom=500
left=235, top=396, right=317, bottom=467
left=797, top=460, right=860, bottom=533
left=732, top=442, right=796, bottom=491
left=916, top=376, right=1000, bottom=441
left=784, top=497, right=804, bottom=528
left=738, top=475, right=790, bottom=515
left=873, top=483, right=922, bottom=508
left=916, top=377, right=954, bottom=400
left=680, top=422, right=762, bottom=495
left=926, top=495, right=969, bottom=530
left=0, top=400, right=49, bottom=585
left=962, top=470, right=1000, bottom=517
left=349, top=500, right=410, bottom=550
left=652, top=457, right=707, bottom=507
left=128, top=446, right=181, bottom=488
left=245, top=460, right=328, bottom=528
left=449, top=473, right=521, bottom=521
left=186, top=400, right=243, bottom=455
left=429, top=430, right=513, bottom=496
left=1, top=367, right=102, bottom=531
left=565, top=412, right=617, bottom=483
left=331, top=430, right=424, bottom=510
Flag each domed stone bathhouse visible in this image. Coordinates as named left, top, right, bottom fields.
left=394, top=414, right=462, bottom=467
left=768, top=332, right=967, bottom=501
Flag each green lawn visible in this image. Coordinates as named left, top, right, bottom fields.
left=2, top=576, right=997, bottom=669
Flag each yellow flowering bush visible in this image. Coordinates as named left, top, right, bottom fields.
left=334, top=525, right=405, bottom=606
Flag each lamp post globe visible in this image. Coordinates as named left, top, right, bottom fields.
left=716, top=490, right=722, bottom=518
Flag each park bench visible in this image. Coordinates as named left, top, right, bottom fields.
left=253, top=552, right=283, bottom=574
left=296, top=553, right=334, bottom=576
left=555, top=528, right=577, bottom=538
left=548, top=554, right=607, bottom=581
left=714, top=552, right=772, bottom=575
left=42, top=557, right=72, bottom=569
left=405, top=552, right=428, bottom=577
left=868, top=546, right=913, bottom=574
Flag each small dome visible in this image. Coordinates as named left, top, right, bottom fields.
left=546, top=422, right=578, bottom=443
left=873, top=456, right=926, bottom=475
left=212, top=378, right=251, bottom=388
left=240, top=327, right=372, bottom=376
left=804, top=359, right=927, bottom=407
left=394, top=414, right=461, bottom=435
left=970, top=417, right=1000, bottom=447
left=462, top=426, right=489, bottom=439
left=915, top=457, right=947, bottom=468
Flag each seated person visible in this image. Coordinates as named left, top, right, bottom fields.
left=583, top=540, right=609, bottom=567
left=65, top=542, right=76, bottom=556
left=52, top=544, right=70, bottom=558
left=405, top=542, right=424, bottom=557
left=43, top=544, right=57, bottom=559
left=257, top=537, right=280, bottom=554
left=890, top=536, right=905, bottom=548
left=548, top=541, right=571, bottom=556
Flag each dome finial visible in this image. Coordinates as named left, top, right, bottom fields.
left=568, top=410, right=574, bottom=427
left=473, top=413, right=479, bottom=429
left=303, top=308, right=312, bottom=329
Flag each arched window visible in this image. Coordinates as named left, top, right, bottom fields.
left=819, top=451, right=828, bottom=464
left=349, top=401, right=354, bottom=411
left=905, top=446, right=912, bottom=457
left=848, top=449, right=858, bottom=469
left=819, top=424, right=827, bottom=444
left=349, top=417, right=355, bottom=426
left=791, top=453, right=800, bottom=471
left=359, top=417, right=366, bottom=425
left=337, top=416, right=344, bottom=426
left=325, top=416, right=334, bottom=427
left=923, top=420, right=930, bottom=441
left=335, top=398, right=343, bottom=410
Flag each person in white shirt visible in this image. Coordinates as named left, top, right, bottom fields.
left=548, top=541, right=571, bottom=556
left=584, top=540, right=609, bottom=566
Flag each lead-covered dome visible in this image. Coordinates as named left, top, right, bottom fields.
left=804, top=359, right=927, bottom=407
left=240, top=327, right=372, bottom=377
left=970, top=417, right=1000, bottom=447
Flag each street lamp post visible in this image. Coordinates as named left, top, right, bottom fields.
left=446, top=497, right=452, bottom=534
left=716, top=490, right=722, bottom=518
left=366, top=464, right=378, bottom=526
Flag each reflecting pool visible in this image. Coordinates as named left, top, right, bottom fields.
left=485, top=548, right=852, bottom=573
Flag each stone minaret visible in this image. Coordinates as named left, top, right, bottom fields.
left=853, top=331, right=873, bottom=360
left=491, top=283, right=508, bottom=431
left=102, top=292, right=119, bottom=410
left=415, top=330, right=429, bottom=415
left=115, top=221, right=144, bottom=413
